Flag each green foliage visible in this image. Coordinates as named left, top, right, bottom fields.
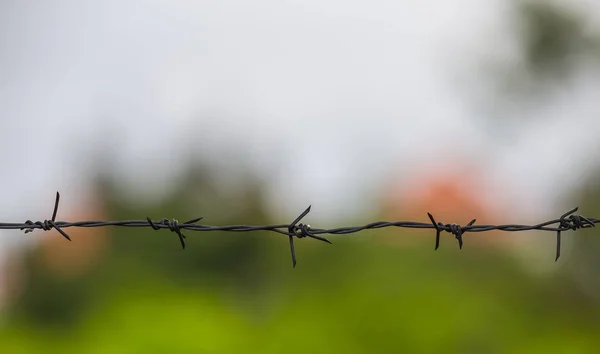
left=484, top=0, right=600, bottom=107
left=2, top=164, right=600, bottom=352
left=2, top=239, right=600, bottom=353
left=517, top=1, right=592, bottom=79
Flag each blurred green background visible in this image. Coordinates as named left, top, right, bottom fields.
left=1, top=162, right=600, bottom=354
left=2, top=0, right=600, bottom=353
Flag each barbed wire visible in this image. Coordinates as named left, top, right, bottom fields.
left=3, top=192, right=598, bottom=267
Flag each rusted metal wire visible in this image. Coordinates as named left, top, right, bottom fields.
left=4, top=192, right=597, bottom=267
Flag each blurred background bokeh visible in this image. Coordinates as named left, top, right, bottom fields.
left=1, top=0, right=600, bottom=352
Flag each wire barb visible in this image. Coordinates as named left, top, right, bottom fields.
left=7, top=192, right=600, bottom=266
left=427, top=213, right=442, bottom=250
left=20, top=192, right=71, bottom=241
left=147, top=217, right=186, bottom=249
left=286, top=205, right=331, bottom=267
left=554, top=207, right=595, bottom=261
left=427, top=213, right=476, bottom=250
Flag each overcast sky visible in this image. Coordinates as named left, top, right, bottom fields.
left=1, top=0, right=600, bottom=260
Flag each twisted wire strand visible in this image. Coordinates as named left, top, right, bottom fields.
left=4, top=192, right=598, bottom=267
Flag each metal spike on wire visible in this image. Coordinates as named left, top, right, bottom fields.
left=3, top=192, right=598, bottom=266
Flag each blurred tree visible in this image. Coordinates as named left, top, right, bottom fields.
left=518, top=1, right=594, bottom=80
left=6, top=155, right=276, bottom=329
left=497, top=0, right=600, bottom=100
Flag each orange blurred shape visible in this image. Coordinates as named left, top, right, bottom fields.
left=384, top=163, right=509, bottom=248
left=37, top=190, right=110, bottom=279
